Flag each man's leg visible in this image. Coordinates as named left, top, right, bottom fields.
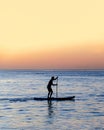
left=48, top=92, right=49, bottom=98
left=48, top=91, right=51, bottom=98
left=50, top=90, right=53, bottom=98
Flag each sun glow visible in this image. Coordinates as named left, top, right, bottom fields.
left=0, top=0, right=104, bottom=69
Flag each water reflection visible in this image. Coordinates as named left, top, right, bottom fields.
left=47, top=100, right=54, bottom=118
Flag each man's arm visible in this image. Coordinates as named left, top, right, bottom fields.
left=52, top=76, right=58, bottom=86
left=54, top=76, right=58, bottom=80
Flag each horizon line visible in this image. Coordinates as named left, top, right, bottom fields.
left=0, top=68, right=104, bottom=71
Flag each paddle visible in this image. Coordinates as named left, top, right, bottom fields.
left=56, top=77, right=58, bottom=98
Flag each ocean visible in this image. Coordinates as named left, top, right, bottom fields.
left=0, top=70, right=104, bottom=130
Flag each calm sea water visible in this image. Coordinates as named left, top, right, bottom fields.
left=0, top=70, right=104, bottom=130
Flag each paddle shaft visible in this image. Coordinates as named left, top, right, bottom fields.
left=56, top=77, right=58, bottom=98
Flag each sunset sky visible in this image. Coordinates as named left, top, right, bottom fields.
left=0, top=0, right=104, bottom=69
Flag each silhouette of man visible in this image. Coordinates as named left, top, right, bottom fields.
left=47, top=76, right=58, bottom=98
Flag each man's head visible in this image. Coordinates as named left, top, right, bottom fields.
left=51, top=76, right=54, bottom=80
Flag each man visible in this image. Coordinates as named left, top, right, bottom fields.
left=47, top=76, right=58, bottom=98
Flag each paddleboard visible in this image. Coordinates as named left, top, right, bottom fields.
left=34, top=96, right=75, bottom=101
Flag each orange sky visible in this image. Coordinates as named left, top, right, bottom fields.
left=0, top=0, right=104, bottom=69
